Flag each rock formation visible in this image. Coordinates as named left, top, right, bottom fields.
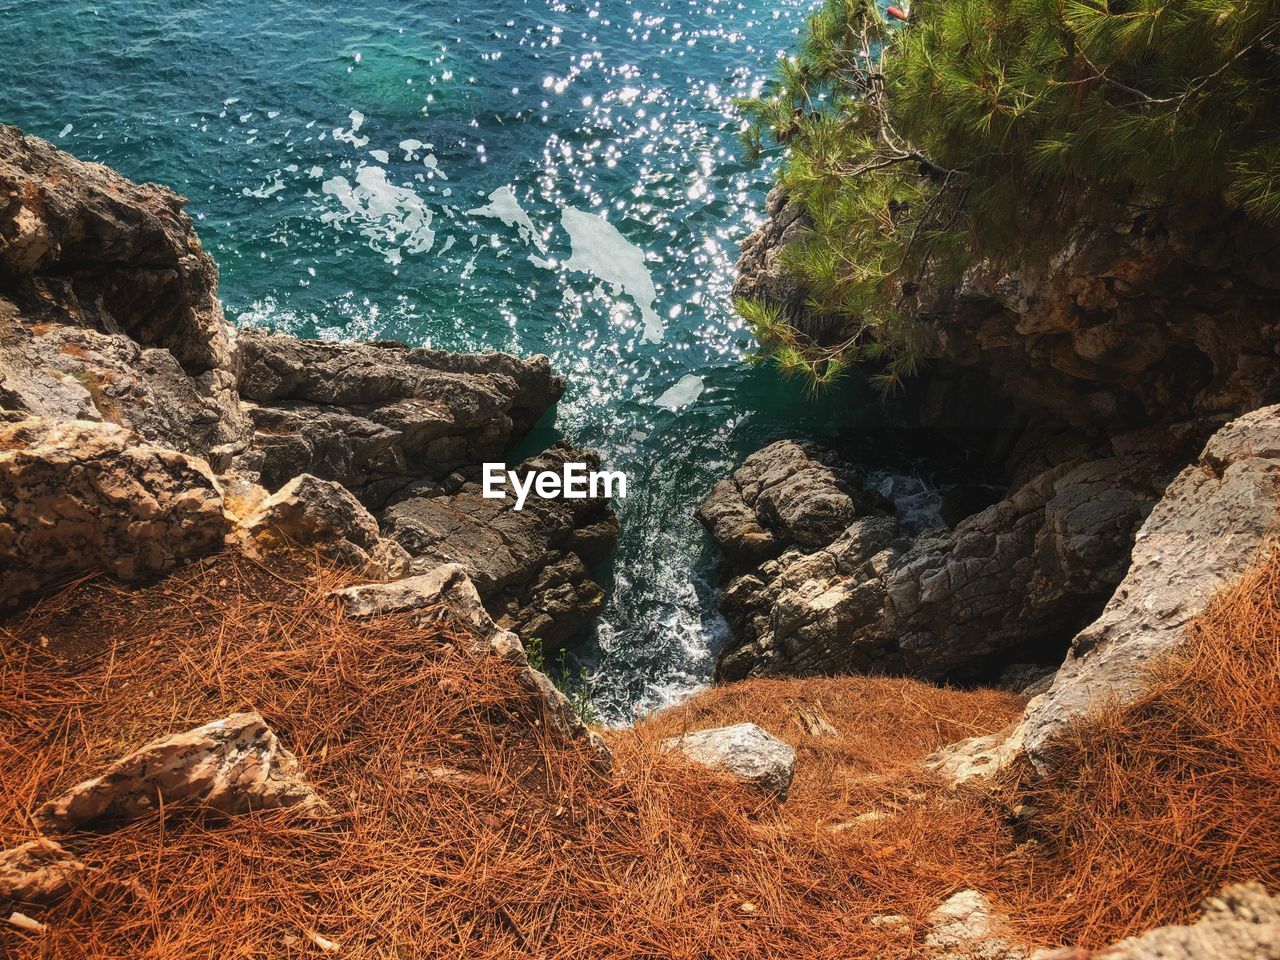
left=34, top=711, right=326, bottom=831
left=330, top=563, right=609, bottom=760
left=660, top=722, right=796, bottom=798
left=0, top=417, right=230, bottom=605
left=0, top=124, right=616, bottom=640
left=0, top=841, right=87, bottom=908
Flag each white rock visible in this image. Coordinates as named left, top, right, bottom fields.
left=661, top=723, right=796, bottom=798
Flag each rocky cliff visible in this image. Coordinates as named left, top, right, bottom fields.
left=0, top=124, right=616, bottom=643
left=709, top=179, right=1280, bottom=692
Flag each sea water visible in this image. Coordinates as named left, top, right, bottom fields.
left=5, top=0, right=908, bottom=719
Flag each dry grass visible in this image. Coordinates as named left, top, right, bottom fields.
left=0, top=548, right=1277, bottom=957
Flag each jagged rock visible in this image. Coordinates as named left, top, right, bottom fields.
left=925, top=890, right=1028, bottom=960
left=0, top=124, right=244, bottom=457
left=932, top=405, right=1280, bottom=783
left=382, top=444, right=617, bottom=645
left=705, top=426, right=1199, bottom=683
left=34, top=712, right=325, bottom=831
left=660, top=723, right=796, bottom=798
left=331, top=563, right=610, bottom=761
left=1084, top=883, right=1280, bottom=960
left=1018, top=404, right=1280, bottom=763
left=237, top=473, right=410, bottom=578
left=0, top=417, right=230, bottom=605
left=733, top=187, right=826, bottom=331
left=232, top=329, right=565, bottom=504
left=0, top=840, right=87, bottom=907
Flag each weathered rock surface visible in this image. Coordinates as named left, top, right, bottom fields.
left=331, top=563, right=609, bottom=759
left=382, top=444, right=618, bottom=645
left=0, top=124, right=616, bottom=639
left=232, top=329, right=565, bottom=504
left=0, top=124, right=244, bottom=457
left=703, top=429, right=1197, bottom=683
left=0, top=417, right=230, bottom=605
left=237, top=473, right=411, bottom=579
left=34, top=711, right=326, bottom=831
left=661, top=722, right=796, bottom=798
left=1084, top=883, right=1280, bottom=960
left=738, top=192, right=1280, bottom=431
left=924, top=889, right=1028, bottom=960
left=0, top=840, right=87, bottom=907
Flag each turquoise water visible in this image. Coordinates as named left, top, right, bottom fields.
left=5, top=0, right=899, bottom=718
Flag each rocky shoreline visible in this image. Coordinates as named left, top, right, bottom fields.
left=0, top=124, right=617, bottom=645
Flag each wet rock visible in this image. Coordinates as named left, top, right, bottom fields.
left=34, top=711, right=326, bottom=831
left=0, top=124, right=244, bottom=457
left=237, top=473, right=410, bottom=578
left=661, top=723, right=796, bottom=798
left=0, top=417, right=230, bottom=605
left=382, top=444, right=617, bottom=645
left=331, top=563, right=610, bottom=761
left=232, top=329, right=564, bottom=504
left=0, top=840, right=87, bottom=907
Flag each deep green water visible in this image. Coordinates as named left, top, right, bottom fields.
left=4, top=0, right=924, bottom=719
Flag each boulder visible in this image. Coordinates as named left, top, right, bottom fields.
left=0, top=840, right=87, bottom=907
left=331, top=564, right=610, bottom=761
left=660, top=723, right=796, bottom=798
left=1085, top=883, right=1280, bottom=960
left=381, top=444, right=617, bottom=645
left=0, top=124, right=244, bottom=457
left=237, top=473, right=410, bottom=578
left=34, top=711, right=326, bottom=831
left=704, top=426, right=1199, bottom=683
left=0, top=417, right=230, bottom=605
left=232, top=329, right=564, bottom=504
left=924, top=890, right=1028, bottom=960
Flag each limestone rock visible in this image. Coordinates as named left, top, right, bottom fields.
left=925, top=890, right=1028, bottom=960
left=237, top=473, right=410, bottom=578
left=1085, top=883, right=1280, bottom=960
left=331, top=564, right=609, bottom=761
left=1019, top=404, right=1280, bottom=764
left=0, top=840, right=86, bottom=907
left=661, top=723, right=796, bottom=798
left=0, top=417, right=230, bottom=605
left=34, top=712, right=326, bottom=831
left=232, top=329, right=564, bottom=504
left=0, top=124, right=244, bottom=457
left=382, top=444, right=617, bottom=645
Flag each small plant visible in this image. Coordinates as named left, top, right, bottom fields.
left=524, top=636, right=599, bottom=725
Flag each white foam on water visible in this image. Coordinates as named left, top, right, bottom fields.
left=559, top=206, right=662, bottom=342
left=466, top=185, right=544, bottom=252
left=369, top=149, right=390, bottom=164
left=422, top=153, right=448, bottom=180
left=57, top=124, right=72, bottom=138
left=869, top=471, right=945, bottom=536
left=332, top=109, right=369, bottom=148
left=398, top=138, right=424, bottom=160
left=243, top=176, right=286, bottom=199
left=320, top=164, right=435, bottom=265
left=655, top=374, right=703, bottom=410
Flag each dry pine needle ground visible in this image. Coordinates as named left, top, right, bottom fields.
left=1, top=549, right=1277, bottom=958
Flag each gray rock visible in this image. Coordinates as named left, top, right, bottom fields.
left=1019, top=404, right=1280, bottom=763
left=0, top=417, right=230, bottom=605
left=661, top=723, right=796, bottom=798
left=1085, top=883, right=1280, bottom=960
left=34, top=711, right=327, bottom=831
left=925, top=889, right=1028, bottom=960
left=232, top=329, right=564, bottom=503
left=0, top=124, right=245, bottom=457
left=330, top=563, right=609, bottom=761
left=237, top=473, right=411, bottom=579
left=382, top=444, right=617, bottom=645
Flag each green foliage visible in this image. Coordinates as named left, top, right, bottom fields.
left=739, top=0, right=1280, bottom=387
left=523, top=637, right=599, bottom=725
